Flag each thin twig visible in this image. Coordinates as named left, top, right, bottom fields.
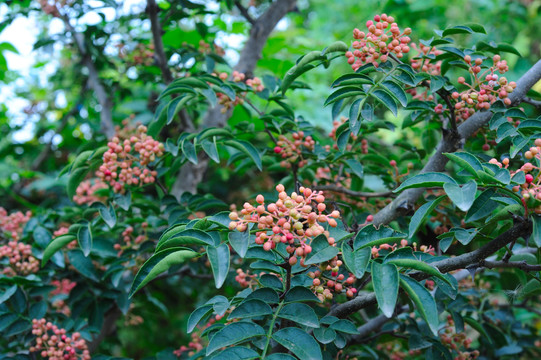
left=314, top=185, right=394, bottom=198
left=235, top=1, right=255, bottom=24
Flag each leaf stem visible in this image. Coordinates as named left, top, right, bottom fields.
left=261, top=300, right=284, bottom=358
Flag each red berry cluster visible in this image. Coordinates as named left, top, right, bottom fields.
left=0, top=241, right=39, bottom=276
left=308, top=258, right=357, bottom=301
left=215, top=71, right=265, bottom=112
left=274, top=131, right=315, bottom=169
left=346, top=14, right=412, bottom=70
left=235, top=268, right=257, bottom=288
left=117, top=42, right=155, bottom=66
left=73, top=179, right=108, bottom=205
left=441, top=316, right=479, bottom=360
left=451, top=55, right=516, bottom=120
left=0, top=207, right=32, bottom=241
left=30, top=319, right=90, bottom=360
left=173, top=319, right=214, bottom=357
left=96, top=125, right=164, bottom=193
left=50, top=279, right=77, bottom=316
left=113, top=223, right=148, bottom=255
left=410, top=43, right=443, bottom=76
left=198, top=39, right=225, bottom=56
left=228, top=185, right=340, bottom=266
left=325, top=117, right=367, bottom=153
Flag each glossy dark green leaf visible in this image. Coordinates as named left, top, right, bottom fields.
left=129, top=247, right=198, bottom=297
left=42, top=234, right=77, bottom=266
left=394, top=172, right=457, bottom=193
left=156, top=228, right=215, bottom=251
left=67, top=250, right=99, bottom=282
left=245, top=288, right=279, bottom=304
left=206, top=322, right=265, bottom=356
left=444, top=180, right=477, bottom=212
left=531, top=214, right=541, bottom=247
left=229, top=230, right=251, bottom=258
left=209, top=347, right=260, bottom=360
left=382, top=80, right=408, bottom=107
left=331, top=73, right=374, bottom=87
left=408, top=196, right=445, bottom=238
left=33, top=226, right=52, bottom=248
left=354, top=225, right=406, bottom=250
left=341, top=244, right=370, bottom=278
left=345, top=159, right=363, bottom=179
left=371, top=89, right=398, bottom=116
left=229, top=299, right=272, bottom=319
left=67, top=167, right=90, bottom=199
left=77, top=223, right=92, bottom=257
left=272, top=327, right=322, bottom=360
left=284, top=286, right=321, bottom=303
left=399, top=274, right=439, bottom=336
left=465, top=189, right=497, bottom=222
left=187, top=305, right=213, bottom=333
left=224, top=140, right=263, bottom=171
left=444, top=152, right=483, bottom=176
left=182, top=139, right=198, bottom=165
left=278, top=303, right=320, bottom=328
left=207, top=244, right=230, bottom=289
left=387, top=259, right=453, bottom=286
left=201, top=138, right=220, bottom=163
left=372, top=262, right=399, bottom=317
left=330, top=319, right=358, bottom=334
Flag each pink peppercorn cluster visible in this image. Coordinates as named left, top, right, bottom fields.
left=197, top=39, right=225, bottom=56
left=0, top=207, right=32, bottom=241
left=346, top=14, right=412, bottom=70
left=228, top=185, right=340, bottom=266
left=371, top=239, right=435, bottom=258
left=235, top=268, right=257, bottom=288
left=30, top=318, right=90, bottom=360
left=113, top=223, right=148, bottom=255
left=117, top=42, right=155, bottom=67
left=325, top=117, right=368, bottom=153
left=451, top=55, right=516, bottom=121
left=72, top=179, right=108, bottom=205
left=0, top=241, right=40, bottom=276
left=215, top=71, right=265, bottom=113
left=410, top=43, right=443, bottom=76
left=96, top=125, right=164, bottom=193
left=440, top=316, right=479, bottom=360
left=273, top=131, right=315, bottom=169
left=308, top=258, right=357, bottom=301
left=50, top=279, right=77, bottom=316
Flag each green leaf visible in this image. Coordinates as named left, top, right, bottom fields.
left=245, top=288, right=279, bottom=304
left=229, top=230, right=251, bottom=258
left=224, top=140, right=263, bottom=171
left=265, top=354, right=297, bottom=360
left=187, top=304, right=213, bottom=333
left=207, top=244, right=230, bottom=289
left=372, top=262, right=399, bottom=317
left=129, top=248, right=198, bottom=297
left=284, top=286, right=321, bottom=303
left=464, top=23, right=486, bottom=34
left=313, top=327, right=336, bottom=344
left=278, top=303, right=320, bottom=328
left=354, top=225, right=406, bottom=250
left=67, top=167, right=90, bottom=199
left=324, top=87, right=365, bottom=107
left=345, top=159, right=363, bottom=179
left=322, top=41, right=348, bottom=55
left=229, top=299, right=272, bottom=319
left=331, top=73, right=374, bottom=87
left=67, top=250, right=99, bottom=281
left=156, top=228, right=215, bottom=251
left=99, top=203, right=116, bottom=228
left=442, top=25, right=473, bottom=37
left=77, top=223, right=92, bottom=257
left=444, top=180, right=478, bottom=212
left=382, top=80, right=408, bottom=107
left=531, top=215, right=541, bottom=247
left=371, top=89, right=398, bottom=116
left=386, top=259, right=453, bottom=287
left=330, top=319, right=358, bottom=334
left=201, top=138, right=220, bottom=163
left=33, top=226, right=52, bottom=248
left=181, top=139, right=198, bottom=165
left=408, top=196, right=446, bottom=238
left=272, top=327, right=323, bottom=360
left=206, top=322, right=265, bottom=356
left=303, top=236, right=340, bottom=266
left=341, top=244, right=370, bottom=278
left=444, top=152, right=483, bottom=176
left=399, top=275, right=439, bottom=336
left=465, top=189, right=497, bottom=222
left=42, top=234, right=76, bottom=266
left=209, top=347, right=260, bottom=360
left=0, top=285, right=17, bottom=304
left=394, top=172, right=457, bottom=193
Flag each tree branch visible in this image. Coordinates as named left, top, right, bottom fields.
left=372, top=59, right=541, bottom=227
left=314, top=185, right=394, bottom=198
left=235, top=1, right=255, bottom=25
left=477, top=259, right=541, bottom=272
left=61, top=14, right=115, bottom=138
left=328, top=219, right=532, bottom=319
left=171, top=0, right=297, bottom=197
left=523, top=96, right=541, bottom=110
